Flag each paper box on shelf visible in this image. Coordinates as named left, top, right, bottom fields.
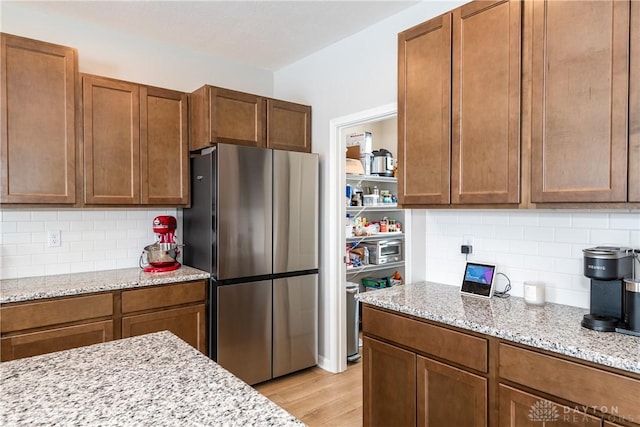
left=346, top=158, right=364, bottom=174
left=346, top=132, right=372, bottom=154
left=346, top=145, right=360, bottom=160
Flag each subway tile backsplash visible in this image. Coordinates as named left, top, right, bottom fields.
left=418, top=210, right=640, bottom=309
left=0, top=208, right=178, bottom=280
left=1, top=207, right=639, bottom=311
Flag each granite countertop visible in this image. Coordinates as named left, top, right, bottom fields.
left=356, top=282, right=640, bottom=375
left=0, top=266, right=210, bottom=304
left=0, top=331, right=303, bottom=426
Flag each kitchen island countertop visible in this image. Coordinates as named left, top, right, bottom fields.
left=0, top=331, right=303, bottom=426
left=0, top=266, right=210, bottom=304
left=356, top=282, right=640, bottom=375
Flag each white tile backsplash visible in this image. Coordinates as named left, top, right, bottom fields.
left=0, top=208, right=178, bottom=280
left=418, top=210, right=640, bottom=308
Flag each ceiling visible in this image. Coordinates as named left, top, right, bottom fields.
left=14, top=0, right=419, bottom=71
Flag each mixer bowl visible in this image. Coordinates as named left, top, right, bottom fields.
left=143, top=243, right=180, bottom=266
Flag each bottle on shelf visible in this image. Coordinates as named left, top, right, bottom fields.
left=345, top=214, right=353, bottom=237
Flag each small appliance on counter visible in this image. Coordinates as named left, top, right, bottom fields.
left=581, top=246, right=640, bottom=336
left=139, top=216, right=182, bottom=273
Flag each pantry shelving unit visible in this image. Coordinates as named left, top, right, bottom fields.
left=345, top=174, right=405, bottom=284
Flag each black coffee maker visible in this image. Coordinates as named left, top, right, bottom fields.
left=581, top=246, right=639, bottom=335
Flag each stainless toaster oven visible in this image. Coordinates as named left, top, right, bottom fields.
left=359, top=239, right=403, bottom=265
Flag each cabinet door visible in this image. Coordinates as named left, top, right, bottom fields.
left=266, top=99, right=311, bottom=153
left=140, top=86, right=189, bottom=205
left=499, top=384, right=601, bottom=427
left=417, top=355, right=487, bottom=427
left=363, top=336, right=416, bottom=427
left=190, top=85, right=265, bottom=151
left=530, top=0, right=630, bottom=202
left=452, top=0, right=520, bottom=204
left=1, top=34, right=77, bottom=204
left=629, top=1, right=640, bottom=202
left=0, top=321, right=113, bottom=362
left=83, top=75, right=140, bottom=204
left=121, top=304, right=206, bottom=355
left=398, top=14, right=452, bottom=205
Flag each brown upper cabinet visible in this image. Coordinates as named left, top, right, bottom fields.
left=629, top=1, right=639, bottom=203
left=189, top=86, right=265, bottom=151
left=140, top=86, right=189, bottom=205
left=82, top=74, right=189, bottom=206
left=83, top=75, right=140, bottom=205
left=529, top=0, right=631, bottom=203
left=0, top=33, right=78, bottom=204
left=398, top=0, right=521, bottom=206
left=266, top=99, right=312, bottom=152
left=189, top=85, right=312, bottom=153
left=398, top=13, right=452, bottom=205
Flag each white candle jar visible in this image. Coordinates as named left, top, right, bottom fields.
left=523, top=281, right=545, bottom=305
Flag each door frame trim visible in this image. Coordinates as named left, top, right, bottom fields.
left=327, top=102, right=405, bottom=373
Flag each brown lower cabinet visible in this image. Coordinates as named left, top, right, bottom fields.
left=1, top=321, right=113, bottom=362
left=363, top=305, right=488, bottom=427
left=499, top=385, right=601, bottom=427
left=362, top=305, right=640, bottom=427
left=122, top=306, right=205, bottom=353
left=417, top=354, right=487, bottom=427
left=0, top=280, right=207, bottom=362
left=363, top=336, right=416, bottom=427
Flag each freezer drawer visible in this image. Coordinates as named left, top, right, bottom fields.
left=217, top=280, right=272, bottom=385
left=273, top=274, right=318, bottom=377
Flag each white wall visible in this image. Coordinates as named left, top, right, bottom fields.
left=0, top=2, right=273, bottom=95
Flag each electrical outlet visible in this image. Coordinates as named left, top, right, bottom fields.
left=47, top=230, right=61, bottom=247
left=463, top=235, right=474, bottom=246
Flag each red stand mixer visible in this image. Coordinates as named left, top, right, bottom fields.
left=140, top=216, right=182, bottom=273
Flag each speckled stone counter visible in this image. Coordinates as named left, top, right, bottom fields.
left=0, top=331, right=303, bottom=426
left=0, top=266, right=210, bottom=304
left=356, top=282, right=640, bottom=375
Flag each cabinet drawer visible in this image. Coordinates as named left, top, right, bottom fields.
left=499, top=384, right=601, bottom=426
left=499, top=343, right=640, bottom=420
left=0, top=320, right=113, bottom=362
left=0, top=293, right=113, bottom=333
left=363, top=305, right=488, bottom=372
left=122, top=304, right=206, bottom=354
left=121, top=280, right=206, bottom=313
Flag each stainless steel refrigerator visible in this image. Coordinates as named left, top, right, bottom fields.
left=183, top=143, right=318, bottom=385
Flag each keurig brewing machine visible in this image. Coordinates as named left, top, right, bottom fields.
left=582, top=246, right=640, bottom=336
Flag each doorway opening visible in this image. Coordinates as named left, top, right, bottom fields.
left=328, top=103, right=411, bottom=373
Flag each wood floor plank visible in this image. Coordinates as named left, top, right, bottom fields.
left=254, top=361, right=363, bottom=426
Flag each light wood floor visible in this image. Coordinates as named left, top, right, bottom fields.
left=254, top=360, right=363, bottom=427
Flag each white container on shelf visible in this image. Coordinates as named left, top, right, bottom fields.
left=363, top=194, right=378, bottom=206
